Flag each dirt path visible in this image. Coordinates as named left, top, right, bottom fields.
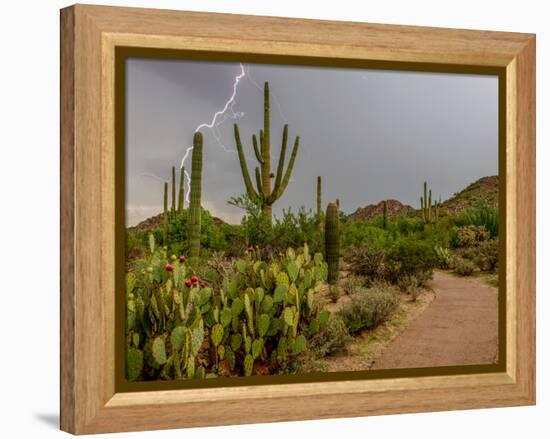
left=372, top=270, right=499, bottom=369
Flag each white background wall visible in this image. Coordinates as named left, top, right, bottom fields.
left=0, top=0, right=546, bottom=437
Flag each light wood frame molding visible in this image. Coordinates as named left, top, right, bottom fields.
left=60, top=4, right=536, bottom=434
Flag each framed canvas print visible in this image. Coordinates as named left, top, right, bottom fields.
left=60, top=4, right=536, bottom=435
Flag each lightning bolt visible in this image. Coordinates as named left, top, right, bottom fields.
left=179, top=63, right=246, bottom=202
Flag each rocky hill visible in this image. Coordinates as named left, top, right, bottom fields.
left=347, top=176, right=498, bottom=221
left=440, top=176, right=498, bottom=215
left=348, top=199, right=414, bottom=221
left=128, top=211, right=226, bottom=232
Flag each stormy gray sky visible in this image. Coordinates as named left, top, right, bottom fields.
left=126, top=59, right=498, bottom=226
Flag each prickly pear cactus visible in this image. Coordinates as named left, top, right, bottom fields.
left=125, top=241, right=329, bottom=380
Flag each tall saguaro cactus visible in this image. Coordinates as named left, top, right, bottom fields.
left=420, top=181, right=440, bottom=224
left=234, top=82, right=300, bottom=224
left=163, top=182, right=168, bottom=243
left=317, top=176, right=322, bottom=218
left=187, top=132, right=203, bottom=265
left=171, top=166, right=176, bottom=217
left=177, top=166, right=185, bottom=213
left=383, top=200, right=388, bottom=230
left=325, top=202, right=340, bottom=285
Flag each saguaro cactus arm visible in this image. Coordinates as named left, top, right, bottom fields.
left=272, top=124, right=288, bottom=193
left=234, top=124, right=259, bottom=203
left=269, top=136, right=299, bottom=203
left=252, top=135, right=264, bottom=165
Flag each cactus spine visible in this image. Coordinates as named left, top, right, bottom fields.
left=234, top=82, right=300, bottom=224
left=383, top=200, right=388, bottom=229
left=420, top=181, right=440, bottom=224
left=163, top=182, right=168, bottom=243
left=178, top=166, right=185, bottom=213
left=188, top=132, right=203, bottom=266
left=325, top=202, right=340, bottom=285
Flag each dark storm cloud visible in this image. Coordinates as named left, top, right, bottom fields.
left=126, top=58, right=498, bottom=226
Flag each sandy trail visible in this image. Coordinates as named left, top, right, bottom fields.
left=372, top=270, right=499, bottom=369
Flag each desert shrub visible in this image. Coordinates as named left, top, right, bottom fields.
left=454, top=257, right=475, bottom=276
left=125, top=241, right=330, bottom=381
left=434, top=245, right=451, bottom=269
left=230, top=195, right=322, bottom=257
left=456, top=246, right=480, bottom=261
left=386, top=237, right=437, bottom=280
left=340, top=274, right=365, bottom=295
left=341, top=221, right=394, bottom=248
left=126, top=229, right=147, bottom=260
left=338, top=285, right=399, bottom=334
left=395, top=216, right=425, bottom=235
left=475, top=239, right=499, bottom=272
left=328, top=285, right=342, bottom=303
left=397, top=275, right=421, bottom=301
left=307, top=315, right=350, bottom=357
left=454, top=204, right=498, bottom=238
left=456, top=225, right=490, bottom=247
left=269, top=207, right=322, bottom=255
left=344, top=245, right=386, bottom=280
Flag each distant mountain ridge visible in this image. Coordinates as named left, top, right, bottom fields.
left=347, top=175, right=498, bottom=221
left=348, top=199, right=414, bottom=221
left=128, top=176, right=498, bottom=230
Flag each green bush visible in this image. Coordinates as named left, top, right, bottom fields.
left=456, top=225, right=489, bottom=247
left=337, top=285, right=399, bottom=334
left=454, top=204, right=498, bottom=239
left=340, top=274, right=365, bottom=295
left=386, top=237, right=437, bottom=280
left=307, top=315, right=350, bottom=357
left=344, top=245, right=386, bottom=280
left=454, top=257, right=475, bottom=276
left=341, top=221, right=394, bottom=248
left=475, top=239, right=499, bottom=272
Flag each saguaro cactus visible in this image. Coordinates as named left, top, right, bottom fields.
left=420, top=181, right=440, bottom=224
left=163, top=182, right=168, bottom=243
left=177, top=166, right=185, bottom=213
left=234, top=82, right=300, bottom=224
left=383, top=200, right=388, bottom=230
left=188, top=132, right=203, bottom=265
left=317, top=176, right=322, bottom=218
left=171, top=166, right=176, bottom=217
left=325, top=202, right=340, bottom=285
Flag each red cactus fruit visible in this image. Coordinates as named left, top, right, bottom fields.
left=165, top=264, right=174, bottom=272
left=185, top=279, right=192, bottom=287
left=179, top=255, right=186, bottom=263
left=191, top=275, right=199, bottom=284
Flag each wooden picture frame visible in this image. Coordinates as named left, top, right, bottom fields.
left=60, top=4, right=536, bottom=434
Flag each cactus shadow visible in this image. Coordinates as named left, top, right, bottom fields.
left=34, top=413, right=59, bottom=429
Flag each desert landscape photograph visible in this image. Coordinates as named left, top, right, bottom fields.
left=123, top=59, right=500, bottom=382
